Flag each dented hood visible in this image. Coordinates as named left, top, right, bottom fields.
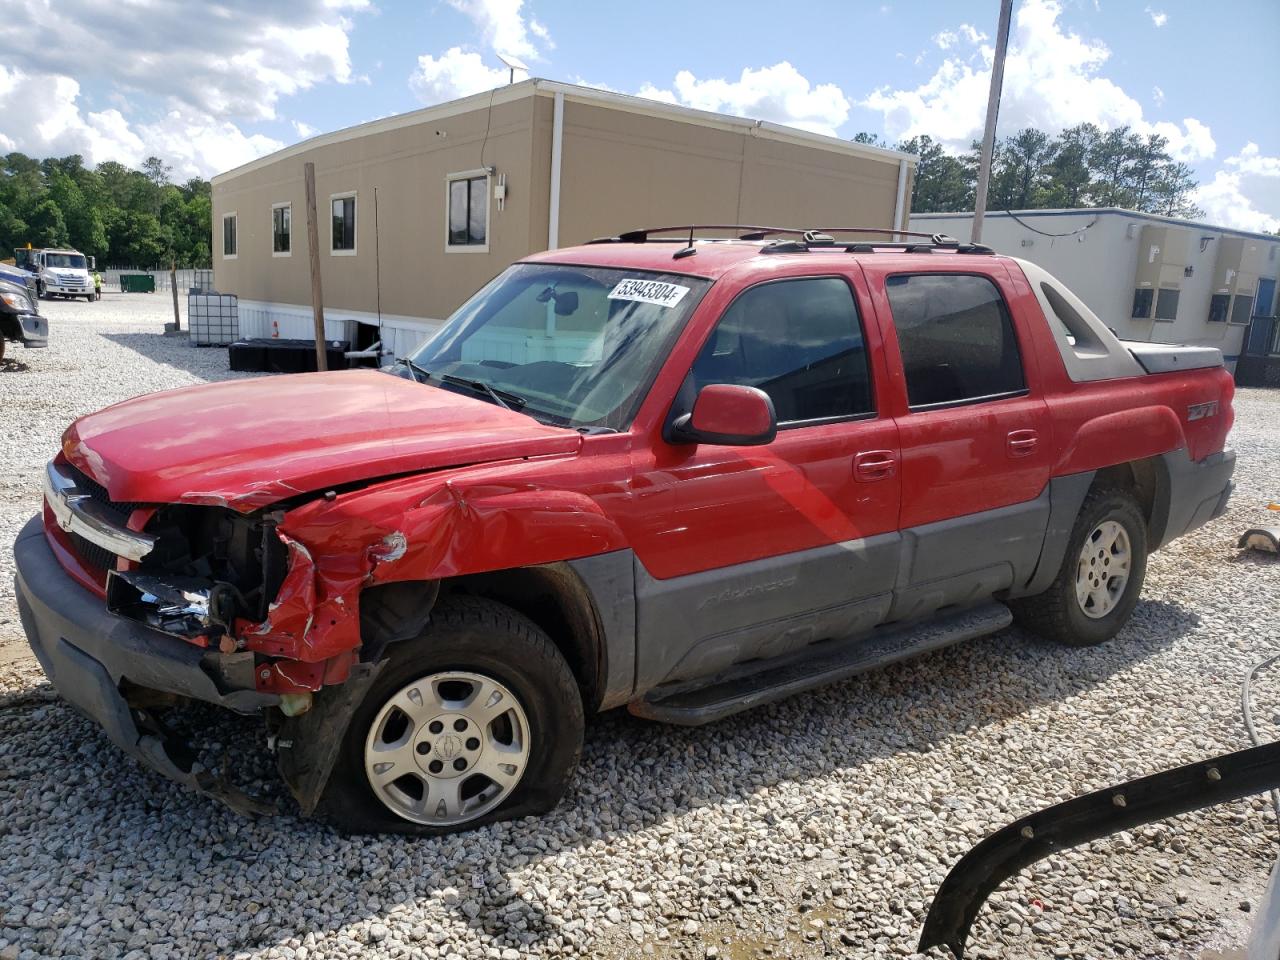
left=62, top=369, right=583, bottom=511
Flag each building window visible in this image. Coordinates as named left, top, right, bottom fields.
left=688, top=277, right=873, bottom=424
left=1229, top=294, right=1254, bottom=325
left=1154, top=287, right=1179, bottom=322
left=331, top=193, right=356, bottom=255
left=885, top=273, right=1026, bottom=409
left=447, top=172, right=488, bottom=251
left=1131, top=288, right=1153, bottom=319
left=222, top=213, right=237, bottom=259
left=272, top=203, right=291, bottom=256
left=1207, top=294, right=1229, bottom=323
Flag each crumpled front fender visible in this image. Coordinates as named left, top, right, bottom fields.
left=236, top=474, right=628, bottom=682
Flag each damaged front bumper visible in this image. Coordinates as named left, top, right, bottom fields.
left=13, top=515, right=281, bottom=815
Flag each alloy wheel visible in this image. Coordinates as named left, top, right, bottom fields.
left=364, top=671, right=530, bottom=826
left=1074, top=520, right=1132, bottom=619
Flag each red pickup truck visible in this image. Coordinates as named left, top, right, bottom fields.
left=15, top=228, right=1236, bottom=834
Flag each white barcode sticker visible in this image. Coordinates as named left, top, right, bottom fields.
left=607, top=278, right=691, bottom=308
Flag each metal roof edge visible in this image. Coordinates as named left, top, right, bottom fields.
left=211, top=81, right=541, bottom=185
left=531, top=80, right=917, bottom=165
left=911, top=207, right=1280, bottom=244
left=212, top=79, right=916, bottom=186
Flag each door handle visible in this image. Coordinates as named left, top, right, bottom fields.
left=1007, top=429, right=1039, bottom=458
left=854, top=450, right=897, bottom=482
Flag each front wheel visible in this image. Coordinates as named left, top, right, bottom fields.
left=315, top=597, right=584, bottom=834
left=1012, top=487, right=1148, bottom=647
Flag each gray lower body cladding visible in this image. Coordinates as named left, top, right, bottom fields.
left=1152, top=448, right=1235, bottom=549
left=630, top=488, right=1054, bottom=693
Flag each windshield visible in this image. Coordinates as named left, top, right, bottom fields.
left=408, top=264, right=711, bottom=430
left=45, top=254, right=86, bottom=269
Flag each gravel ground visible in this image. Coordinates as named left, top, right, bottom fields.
left=1, top=294, right=1278, bottom=960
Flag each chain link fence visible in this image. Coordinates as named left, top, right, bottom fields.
left=100, top=268, right=214, bottom=294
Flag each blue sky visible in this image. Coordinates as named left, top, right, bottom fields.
left=1, top=0, right=1277, bottom=229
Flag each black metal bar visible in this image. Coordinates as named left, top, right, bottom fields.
left=587, top=224, right=949, bottom=245
left=919, top=740, right=1280, bottom=959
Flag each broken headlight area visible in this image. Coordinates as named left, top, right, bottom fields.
left=108, top=504, right=289, bottom=646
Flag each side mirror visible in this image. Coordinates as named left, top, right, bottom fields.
left=671, top=383, right=777, bottom=446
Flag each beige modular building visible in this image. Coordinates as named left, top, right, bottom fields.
left=211, top=79, right=915, bottom=358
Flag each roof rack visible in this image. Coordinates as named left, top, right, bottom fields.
left=585, top=224, right=994, bottom=258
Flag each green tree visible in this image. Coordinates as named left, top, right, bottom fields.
left=1041, top=123, right=1099, bottom=208
left=898, top=135, right=973, bottom=213
left=851, top=131, right=891, bottom=148
left=28, top=198, right=69, bottom=247
left=1087, top=126, right=1140, bottom=207
left=1149, top=161, right=1204, bottom=219
left=993, top=128, right=1056, bottom=209
left=111, top=209, right=167, bottom=266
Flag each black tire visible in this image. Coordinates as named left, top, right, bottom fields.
left=315, top=596, right=583, bottom=835
left=1011, top=487, right=1148, bottom=647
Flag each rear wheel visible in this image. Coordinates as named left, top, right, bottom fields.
left=1012, top=487, right=1148, bottom=647
left=316, top=597, right=583, bottom=834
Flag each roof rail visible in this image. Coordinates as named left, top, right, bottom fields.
left=587, top=224, right=949, bottom=245
left=583, top=225, right=993, bottom=258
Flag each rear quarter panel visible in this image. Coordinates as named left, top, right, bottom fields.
left=1003, top=259, right=1234, bottom=472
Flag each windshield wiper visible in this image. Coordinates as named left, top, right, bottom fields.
left=400, top=356, right=431, bottom=383
left=439, top=374, right=527, bottom=411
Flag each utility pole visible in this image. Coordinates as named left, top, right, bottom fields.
left=303, top=161, right=327, bottom=372
left=971, top=0, right=1014, bottom=245
left=169, top=259, right=180, bottom=332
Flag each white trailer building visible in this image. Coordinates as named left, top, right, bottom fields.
left=910, top=208, right=1280, bottom=375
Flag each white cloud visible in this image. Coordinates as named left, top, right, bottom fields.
left=409, top=47, right=512, bottom=104
left=1193, top=143, right=1280, bottom=232
left=0, top=0, right=368, bottom=124
left=860, top=0, right=1214, bottom=162
left=136, top=110, right=284, bottom=180
left=1145, top=6, right=1168, bottom=27
left=0, top=65, right=144, bottom=165
left=638, top=62, right=850, bottom=136
left=445, top=0, right=551, bottom=61
left=1143, top=116, right=1215, bottom=163
left=292, top=120, right=319, bottom=140
left=0, top=65, right=285, bottom=178
left=0, top=0, right=368, bottom=177
left=934, top=24, right=986, bottom=49
left=1152, top=85, right=1165, bottom=106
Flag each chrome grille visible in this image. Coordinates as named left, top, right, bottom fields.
left=68, top=532, right=117, bottom=574
left=44, top=459, right=157, bottom=567
left=64, top=464, right=140, bottom=521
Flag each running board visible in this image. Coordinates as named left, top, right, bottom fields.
left=629, top=602, right=1013, bottom=726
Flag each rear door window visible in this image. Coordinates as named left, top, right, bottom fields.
left=884, top=273, right=1027, bottom=409
left=688, top=276, right=873, bottom=424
